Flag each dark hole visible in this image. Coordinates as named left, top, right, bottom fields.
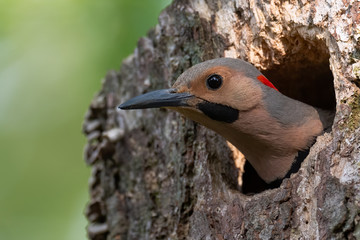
left=263, top=59, right=336, bottom=110
left=240, top=36, right=336, bottom=194
left=262, top=36, right=336, bottom=111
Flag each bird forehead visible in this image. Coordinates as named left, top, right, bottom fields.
left=173, top=65, right=236, bottom=95
left=172, top=58, right=263, bottom=91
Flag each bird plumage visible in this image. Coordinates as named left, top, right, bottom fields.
left=119, top=58, right=330, bottom=191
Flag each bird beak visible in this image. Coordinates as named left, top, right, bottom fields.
left=118, top=88, right=194, bottom=110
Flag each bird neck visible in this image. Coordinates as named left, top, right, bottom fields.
left=228, top=102, right=323, bottom=183
left=175, top=98, right=323, bottom=183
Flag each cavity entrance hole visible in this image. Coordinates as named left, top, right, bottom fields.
left=263, top=43, right=336, bottom=110
left=240, top=35, right=336, bottom=194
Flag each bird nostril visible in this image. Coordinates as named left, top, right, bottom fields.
left=169, top=88, right=178, bottom=93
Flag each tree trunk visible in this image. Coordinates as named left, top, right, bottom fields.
left=83, top=0, right=360, bottom=239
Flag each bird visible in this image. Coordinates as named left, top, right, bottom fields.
left=118, top=58, right=333, bottom=193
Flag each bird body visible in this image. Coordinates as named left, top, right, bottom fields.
left=119, top=58, right=330, bottom=188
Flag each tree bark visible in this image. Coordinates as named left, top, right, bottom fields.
left=83, top=0, right=360, bottom=239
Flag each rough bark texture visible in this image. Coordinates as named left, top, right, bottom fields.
left=83, top=0, right=360, bottom=239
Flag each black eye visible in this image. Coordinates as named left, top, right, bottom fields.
left=206, top=74, right=223, bottom=90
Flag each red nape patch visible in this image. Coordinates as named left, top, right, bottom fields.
left=257, top=75, right=279, bottom=91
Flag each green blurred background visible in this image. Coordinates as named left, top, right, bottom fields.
left=0, top=0, right=170, bottom=239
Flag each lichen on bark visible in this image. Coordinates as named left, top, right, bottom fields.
left=83, top=0, right=360, bottom=239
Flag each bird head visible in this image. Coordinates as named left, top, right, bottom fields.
left=119, top=58, right=277, bottom=125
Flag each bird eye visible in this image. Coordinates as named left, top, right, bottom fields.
left=206, top=74, right=223, bottom=90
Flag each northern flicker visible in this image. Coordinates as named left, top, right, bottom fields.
left=119, top=58, right=333, bottom=193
